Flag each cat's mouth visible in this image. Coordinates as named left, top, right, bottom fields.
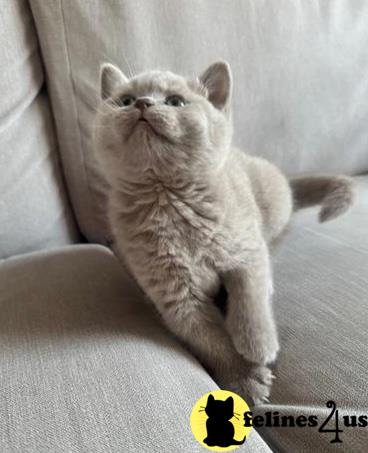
left=136, top=115, right=154, bottom=129
left=128, top=115, right=163, bottom=143
left=130, top=114, right=174, bottom=144
left=134, top=114, right=160, bottom=137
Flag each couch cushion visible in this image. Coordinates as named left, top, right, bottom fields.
left=0, top=245, right=270, bottom=452
left=0, top=0, right=79, bottom=259
left=29, top=0, right=368, bottom=245
left=255, top=175, right=368, bottom=451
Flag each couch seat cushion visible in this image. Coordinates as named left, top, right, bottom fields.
left=256, top=176, right=368, bottom=452
left=0, top=245, right=269, bottom=452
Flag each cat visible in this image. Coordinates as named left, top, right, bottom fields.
left=94, top=61, right=354, bottom=404
left=203, top=394, right=245, bottom=447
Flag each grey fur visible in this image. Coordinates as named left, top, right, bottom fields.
left=94, top=62, right=354, bottom=404
left=290, top=175, right=355, bottom=222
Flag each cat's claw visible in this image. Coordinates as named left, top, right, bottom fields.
left=251, top=365, right=275, bottom=386
left=253, top=396, right=270, bottom=405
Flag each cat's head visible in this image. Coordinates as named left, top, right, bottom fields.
left=205, top=394, right=234, bottom=420
left=94, top=61, right=233, bottom=182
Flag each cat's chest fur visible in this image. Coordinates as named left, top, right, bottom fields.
left=110, top=180, right=233, bottom=298
left=109, top=176, right=261, bottom=306
left=111, top=181, right=221, bottom=259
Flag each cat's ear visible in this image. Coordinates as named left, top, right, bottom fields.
left=225, top=396, right=234, bottom=410
left=199, top=61, right=232, bottom=111
left=100, top=63, right=129, bottom=100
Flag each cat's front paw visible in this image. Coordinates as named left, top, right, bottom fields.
left=238, top=335, right=279, bottom=365
left=215, top=364, right=275, bottom=406
left=231, top=324, right=280, bottom=366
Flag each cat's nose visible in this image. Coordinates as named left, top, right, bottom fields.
left=135, top=97, right=154, bottom=110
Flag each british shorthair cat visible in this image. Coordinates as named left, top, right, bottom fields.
left=94, top=61, right=353, bottom=403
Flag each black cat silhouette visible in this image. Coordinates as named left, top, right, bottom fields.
left=203, top=394, right=246, bottom=447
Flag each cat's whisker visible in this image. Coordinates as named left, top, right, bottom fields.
left=121, top=53, right=136, bottom=79
left=93, top=103, right=120, bottom=117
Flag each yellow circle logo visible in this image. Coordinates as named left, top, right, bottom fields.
left=190, top=390, right=252, bottom=451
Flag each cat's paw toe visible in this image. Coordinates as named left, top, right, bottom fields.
left=252, top=365, right=275, bottom=386
left=237, top=375, right=271, bottom=406
left=216, top=365, right=274, bottom=406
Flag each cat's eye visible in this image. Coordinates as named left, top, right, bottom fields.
left=165, top=95, right=186, bottom=107
left=118, top=94, right=136, bottom=107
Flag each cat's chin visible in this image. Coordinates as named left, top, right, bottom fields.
left=128, top=120, right=175, bottom=147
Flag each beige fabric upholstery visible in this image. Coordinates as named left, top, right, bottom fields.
left=30, top=0, right=368, bottom=244
left=0, top=245, right=270, bottom=453
left=0, top=0, right=79, bottom=259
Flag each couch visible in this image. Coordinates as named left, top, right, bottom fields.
left=1, top=1, right=367, bottom=452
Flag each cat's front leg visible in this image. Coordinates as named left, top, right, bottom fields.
left=152, top=284, right=241, bottom=377
left=140, top=268, right=271, bottom=404
left=222, top=244, right=279, bottom=366
left=159, top=296, right=273, bottom=405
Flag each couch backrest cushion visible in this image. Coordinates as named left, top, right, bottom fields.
left=0, top=0, right=79, bottom=259
left=30, top=0, right=368, bottom=245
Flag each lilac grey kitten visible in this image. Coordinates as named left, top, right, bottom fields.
left=94, top=61, right=354, bottom=404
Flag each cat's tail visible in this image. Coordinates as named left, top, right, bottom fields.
left=231, top=436, right=247, bottom=445
left=289, top=175, right=355, bottom=222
